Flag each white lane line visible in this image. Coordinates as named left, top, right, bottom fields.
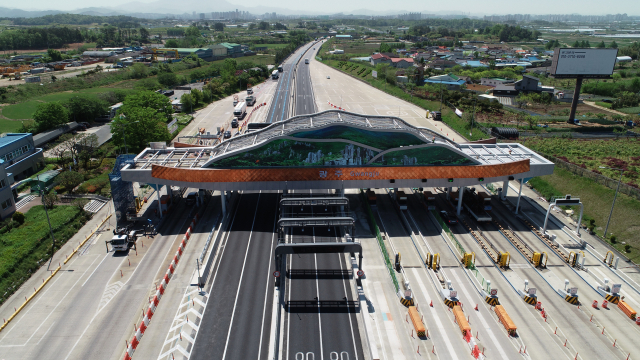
left=450, top=270, right=510, bottom=360
left=82, top=253, right=109, bottom=287
left=371, top=282, right=405, bottom=360
left=63, top=213, right=193, bottom=360
left=410, top=268, right=459, bottom=360
left=286, top=247, right=292, bottom=360
left=258, top=199, right=278, bottom=360
left=338, top=251, right=358, bottom=360
left=221, top=192, right=262, bottom=360
left=0, top=254, right=101, bottom=348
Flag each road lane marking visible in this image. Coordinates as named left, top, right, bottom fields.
left=221, top=192, right=262, bottom=360
left=258, top=199, right=278, bottom=360
left=81, top=253, right=109, bottom=287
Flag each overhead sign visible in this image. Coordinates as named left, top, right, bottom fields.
left=372, top=70, right=377, bottom=78
left=550, top=48, right=618, bottom=78
left=612, top=284, right=621, bottom=294
left=490, top=289, right=498, bottom=296
left=569, top=287, right=578, bottom=296
left=449, top=290, right=458, bottom=298
left=528, top=288, right=537, bottom=296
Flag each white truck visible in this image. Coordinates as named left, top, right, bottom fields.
left=107, top=225, right=138, bottom=252
left=234, top=101, right=247, bottom=119
left=245, top=95, right=256, bottom=106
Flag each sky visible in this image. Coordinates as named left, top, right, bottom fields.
left=3, top=0, right=639, bottom=16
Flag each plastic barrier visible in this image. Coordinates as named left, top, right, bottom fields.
left=408, top=306, right=426, bottom=337
left=494, top=305, right=517, bottom=335
left=618, top=300, right=637, bottom=320
left=452, top=305, right=471, bottom=335
left=123, top=214, right=199, bottom=360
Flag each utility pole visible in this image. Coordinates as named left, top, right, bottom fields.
left=39, top=175, right=56, bottom=271
left=439, top=80, right=443, bottom=112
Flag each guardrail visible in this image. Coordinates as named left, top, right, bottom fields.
left=360, top=190, right=399, bottom=292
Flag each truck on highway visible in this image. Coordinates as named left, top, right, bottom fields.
left=245, top=95, right=256, bottom=106
left=108, top=225, right=138, bottom=252
left=271, top=70, right=279, bottom=79
left=234, top=101, right=247, bottom=119
left=305, top=58, right=309, bottom=64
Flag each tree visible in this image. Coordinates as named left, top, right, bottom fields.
left=572, top=40, right=580, bottom=48
left=181, top=93, right=194, bottom=113
left=72, top=198, right=89, bottom=212
left=58, top=171, right=84, bottom=191
left=77, top=133, right=99, bottom=169
left=139, top=27, right=150, bottom=42
left=47, top=48, right=63, bottom=61
left=158, top=72, right=178, bottom=88
left=165, top=39, right=179, bottom=48
left=597, top=41, right=606, bottom=48
left=42, top=192, right=58, bottom=209
left=110, top=107, right=171, bottom=152
left=33, top=102, right=69, bottom=133
left=185, top=25, right=200, bottom=38
left=379, top=42, right=392, bottom=53
left=221, top=58, right=237, bottom=84
left=130, top=63, right=149, bottom=79
left=248, top=23, right=256, bottom=30
left=609, top=41, right=618, bottom=49
left=119, top=91, right=173, bottom=122
left=258, top=21, right=269, bottom=30
left=191, top=89, right=203, bottom=106
left=612, top=72, right=622, bottom=83
left=64, top=95, right=109, bottom=123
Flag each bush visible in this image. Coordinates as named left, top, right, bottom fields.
left=12, top=211, right=25, bottom=225
left=610, top=235, right=617, bottom=244
left=625, top=244, right=631, bottom=253
left=158, top=72, right=178, bottom=88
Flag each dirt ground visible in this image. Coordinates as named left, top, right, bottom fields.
left=527, top=102, right=614, bottom=117
left=0, top=43, right=95, bottom=56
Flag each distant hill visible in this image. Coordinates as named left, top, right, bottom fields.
left=0, top=7, right=63, bottom=18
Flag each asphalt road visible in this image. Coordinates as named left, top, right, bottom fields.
left=190, top=191, right=279, bottom=360
left=294, top=46, right=319, bottom=116
left=266, top=41, right=318, bottom=123
left=283, top=191, right=364, bottom=360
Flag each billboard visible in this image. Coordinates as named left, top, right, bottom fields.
left=372, top=70, right=377, bottom=78
left=550, top=48, right=618, bottom=78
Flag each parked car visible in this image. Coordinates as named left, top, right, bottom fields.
left=224, top=131, right=231, bottom=139
left=440, top=210, right=458, bottom=225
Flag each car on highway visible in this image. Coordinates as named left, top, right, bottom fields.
left=231, top=118, right=239, bottom=128
left=440, top=210, right=458, bottom=225
left=224, top=131, right=231, bottom=139
left=327, top=75, right=330, bottom=79
left=185, top=192, right=197, bottom=206
left=247, top=88, right=253, bottom=95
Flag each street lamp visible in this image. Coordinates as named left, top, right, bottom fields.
left=599, top=166, right=625, bottom=239
left=113, top=115, right=140, bottom=155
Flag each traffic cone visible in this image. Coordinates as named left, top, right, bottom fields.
left=430, top=300, right=433, bottom=307
left=475, top=304, right=478, bottom=311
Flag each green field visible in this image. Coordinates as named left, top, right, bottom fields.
left=0, top=205, right=89, bottom=305
left=529, top=167, right=640, bottom=262
left=260, top=44, right=289, bottom=49
left=1, top=88, right=131, bottom=120
left=619, top=106, right=640, bottom=114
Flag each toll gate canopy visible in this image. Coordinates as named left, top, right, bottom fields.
left=120, top=110, right=554, bottom=190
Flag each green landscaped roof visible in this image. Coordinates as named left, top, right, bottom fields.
left=34, top=170, right=60, bottom=183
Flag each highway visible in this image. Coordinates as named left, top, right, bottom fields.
left=283, top=190, right=364, bottom=360
left=190, top=191, right=279, bottom=360
left=266, top=41, right=319, bottom=123
left=0, top=192, right=205, bottom=360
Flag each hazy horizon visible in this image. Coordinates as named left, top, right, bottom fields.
left=1, top=0, right=639, bottom=17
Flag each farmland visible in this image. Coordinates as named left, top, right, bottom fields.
left=521, top=137, right=640, bottom=188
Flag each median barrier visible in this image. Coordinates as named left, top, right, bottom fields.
left=494, top=305, right=517, bottom=336
left=408, top=306, right=426, bottom=337
left=618, top=301, right=637, bottom=320
left=123, top=213, right=199, bottom=360
left=453, top=305, right=471, bottom=335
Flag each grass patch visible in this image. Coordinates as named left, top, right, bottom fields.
left=0, top=205, right=90, bottom=305
left=528, top=167, right=640, bottom=263
left=0, top=118, right=31, bottom=133
left=596, top=101, right=612, bottom=108
left=618, top=106, right=640, bottom=115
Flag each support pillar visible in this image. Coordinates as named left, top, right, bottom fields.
left=446, top=186, right=451, bottom=200
left=457, top=186, right=464, bottom=216
left=156, top=184, right=163, bottom=218
left=501, top=180, right=509, bottom=200
left=515, top=179, right=524, bottom=215
left=221, top=191, right=227, bottom=217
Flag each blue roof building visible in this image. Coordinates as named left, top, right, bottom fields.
left=424, top=74, right=467, bottom=89
left=0, top=133, right=44, bottom=218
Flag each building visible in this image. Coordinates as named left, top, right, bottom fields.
left=492, top=84, right=519, bottom=96
left=164, top=48, right=214, bottom=61
left=481, top=78, right=515, bottom=87
left=0, top=159, right=15, bottom=219
left=390, top=57, right=414, bottom=68
left=370, top=53, right=392, bottom=66
left=336, top=35, right=353, bottom=40
left=82, top=51, right=115, bottom=58
left=207, top=44, right=229, bottom=58
left=219, top=43, right=242, bottom=57
left=424, top=74, right=467, bottom=90
left=514, top=75, right=555, bottom=94
left=0, top=133, right=43, bottom=182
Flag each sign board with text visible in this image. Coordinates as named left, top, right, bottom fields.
left=550, top=48, right=618, bottom=78
left=612, top=284, right=621, bottom=294
left=569, top=287, right=578, bottom=296
left=372, top=70, right=377, bottom=78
